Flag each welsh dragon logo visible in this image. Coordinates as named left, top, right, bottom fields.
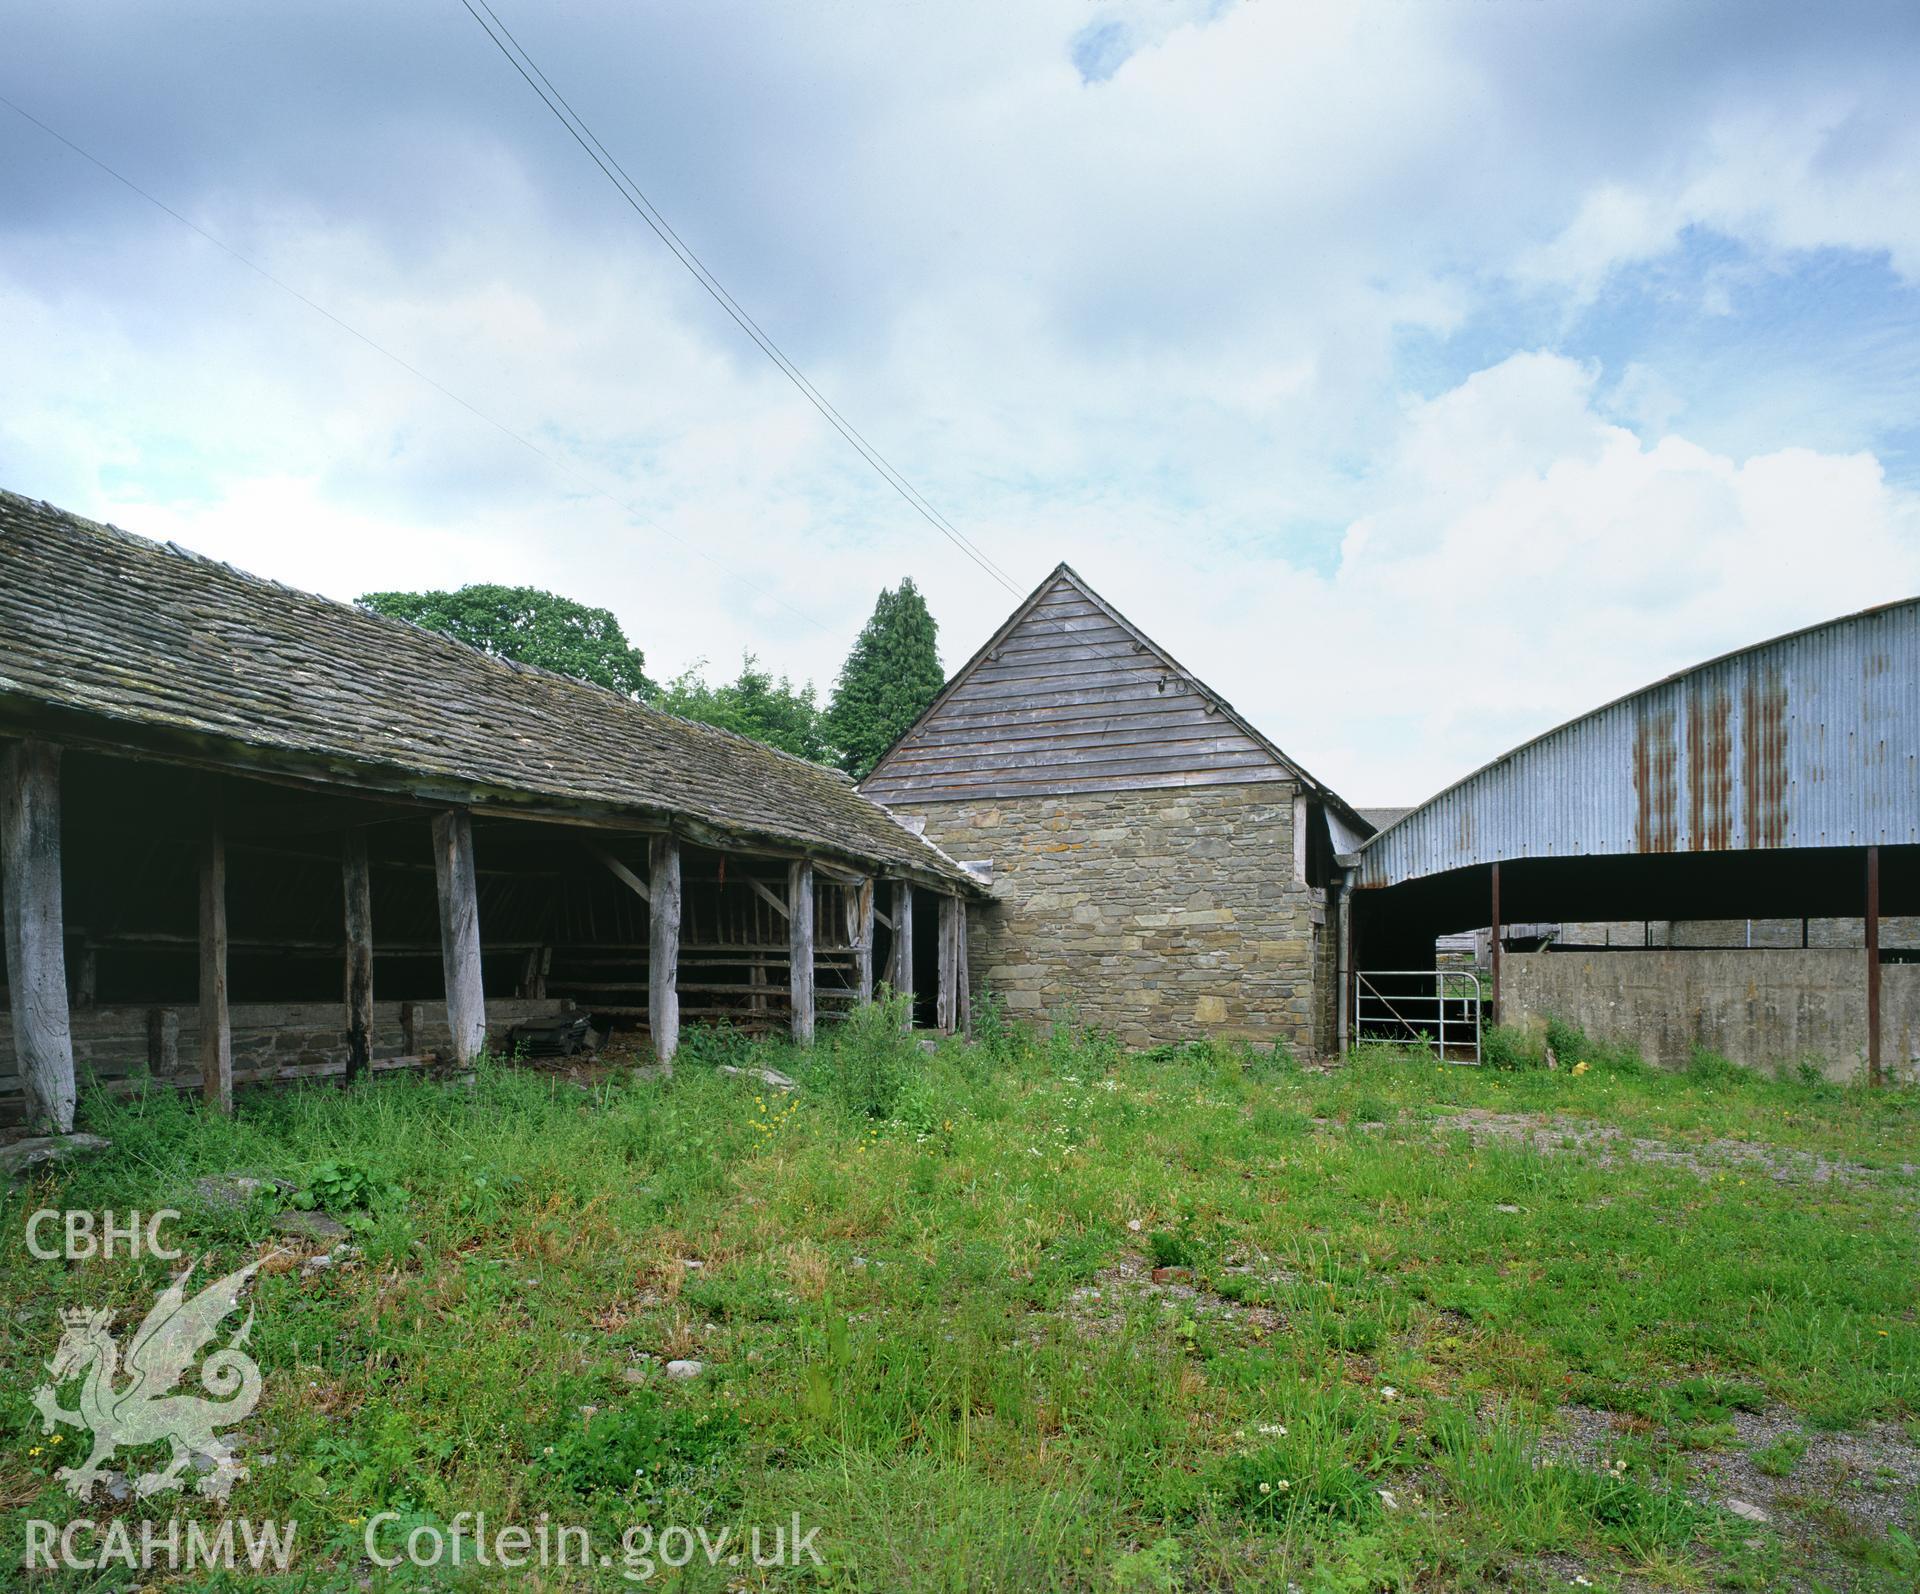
left=31, top=1257, right=273, bottom=1501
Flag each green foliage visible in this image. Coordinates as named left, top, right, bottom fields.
left=653, top=652, right=831, bottom=763
left=1146, top=1226, right=1196, bottom=1269
left=291, top=1158, right=402, bottom=1215
left=806, top=988, right=917, bottom=1117
left=1544, top=1014, right=1590, bottom=1060
left=8, top=1012, right=1916, bottom=1589
left=1687, top=1043, right=1749, bottom=1085
left=823, top=577, right=944, bottom=778
left=1479, top=1022, right=1545, bottom=1071
left=1108, top=1536, right=1182, bottom=1591
left=356, top=583, right=652, bottom=697
left=535, top=1388, right=743, bottom=1498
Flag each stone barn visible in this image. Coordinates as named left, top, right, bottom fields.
left=861, top=566, right=1368, bottom=1054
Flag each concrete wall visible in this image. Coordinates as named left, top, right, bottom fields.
left=1554, top=917, right=1920, bottom=949
left=1504, top=949, right=1920, bottom=1083
left=904, top=780, right=1321, bottom=1052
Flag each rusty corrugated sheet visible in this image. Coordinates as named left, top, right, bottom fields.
left=1357, top=598, right=1920, bottom=888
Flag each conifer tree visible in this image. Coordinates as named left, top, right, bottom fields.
left=824, top=578, right=944, bottom=778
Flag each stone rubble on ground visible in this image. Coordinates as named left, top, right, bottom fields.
left=2, top=1133, right=110, bottom=1181
left=271, top=1209, right=352, bottom=1241
left=716, top=1064, right=798, bottom=1091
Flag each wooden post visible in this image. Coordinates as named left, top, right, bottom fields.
left=954, top=897, right=970, bottom=1036
left=937, top=895, right=960, bottom=1034
left=893, top=880, right=915, bottom=1030
left=431, top=810, right=487, bottom=1064
left=1, top=740, right=76, bottom=1132
left=649, top=835, right=681, bottom=1069
left=342, top=830, right=374, bottom=1083
left=789, top=859, right=815, bottom=1043
left=199, top=814, right=232, bottom=1114
left=75, top=945, right=97, bottom=1010
left=1488, top=861, right=1502, bottom=1029
left=400, top=1000, right=422, bottom=1057
left=1866, top=845, right=1882, bottom=1087
left=854, top=878, right=876, bottom=1003
left=147, top=1007, right=180, bottom=1076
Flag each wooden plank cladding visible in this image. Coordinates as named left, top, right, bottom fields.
left=862, top=567, right=1298, bottom=803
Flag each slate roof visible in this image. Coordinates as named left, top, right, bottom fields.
left=0, top=490, right=978, bottom=889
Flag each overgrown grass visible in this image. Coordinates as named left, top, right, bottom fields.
left=2, top=1025, right=1915, bottom=1589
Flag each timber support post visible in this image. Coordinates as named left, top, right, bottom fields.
left=789, top=859, right=815, bottom=1043
left=342, top=829, right=374, bottom=1083
left=854, top=877, right=876, bottom=1003
left=892, top=880, right=914, bottom=1029
left=1867, top=844, right=1882, bottom=1086
left=431, top=809, right=487, bottom=1064
left=649, top=835, right=682, bottom=1069
left=1, top=739, right=76, bottom=1131
left=199, top=810, right=232, bottom=1113
left=937, top=894, right=960, bottom=1034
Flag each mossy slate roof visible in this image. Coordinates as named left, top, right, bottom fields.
left=0, top=490, right=976, bottom=888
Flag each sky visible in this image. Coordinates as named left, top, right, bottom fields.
left=3, top=0, right=1919, bottom=803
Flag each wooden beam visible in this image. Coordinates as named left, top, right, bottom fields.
left=1867, top=845, right=1882, bottom=1087
left=854, top=877, right=875, bottom=1003
left=589, top=845, right=649, bottom=903
left=199, top=812, right=232, bottom=1114
left=892, top=880, right=915, bottom=1030
left=2, top=740, right=76, bottom=1131
left=746, top=874, right=790, bottom=919
left=789, top=859, right=815, bottom=1043
left=431, top=810, right=487, bottom=1064
left=342, top=829, right=374, bottom=1084
left=649, top=835, right=681, bottom=1070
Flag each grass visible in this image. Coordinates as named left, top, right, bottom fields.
left=2, top=1003, right=1916, bottom=1590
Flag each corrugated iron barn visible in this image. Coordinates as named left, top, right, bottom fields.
left=1343, top=599, right=1920, bottom=1081
left=0, top=491, right=984, bottom=1132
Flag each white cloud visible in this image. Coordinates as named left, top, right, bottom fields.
left=2, top=3, right=1918, bottom=806
left=993, top=353, right=1920, bottom=802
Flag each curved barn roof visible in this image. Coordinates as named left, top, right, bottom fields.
left=1355, top=597, right=1920, bottom=889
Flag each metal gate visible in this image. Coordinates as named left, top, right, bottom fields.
left=1351, top=969, right=1483, bottom=1063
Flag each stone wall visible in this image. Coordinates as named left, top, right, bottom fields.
left=0, top=996, right=573, bottom=1121
left=906, top=780, right=1321, bottom=1052
left=1504, top=949, right=1920, bottom=1083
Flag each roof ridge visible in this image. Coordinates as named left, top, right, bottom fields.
left=0, top=489, right=853, bottom=787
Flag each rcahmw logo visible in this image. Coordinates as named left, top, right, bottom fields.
left=31, top=1256, right=270, bottom=1500
left=24, top=1515, right=297, bottom=1574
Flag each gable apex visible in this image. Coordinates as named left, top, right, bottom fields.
left=862, top=564, right=1366, bottom=824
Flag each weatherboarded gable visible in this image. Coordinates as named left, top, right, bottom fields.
left=861, top=567, right=1301, bottom=804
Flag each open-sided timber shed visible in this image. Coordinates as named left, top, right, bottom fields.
left=0, top=490, right=984, bottom=1132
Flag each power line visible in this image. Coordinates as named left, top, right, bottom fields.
left=453, top=2, right=1227, bottom=713
left=457, top=0, right=1023, bottom=596
left=0, top=90, right=834, bottom=636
